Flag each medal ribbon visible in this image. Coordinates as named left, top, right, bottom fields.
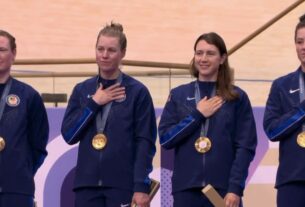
left=194, top=80, right=215, bottom=187
left=194, top=81, right=216, bottom=137
left=0, top=77, right=12, bottom=122
left=299, top=71, right=305, bottom=132
left=95, top=73, right=123, bottom=134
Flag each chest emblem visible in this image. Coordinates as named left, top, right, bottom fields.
left=289, top=88, right=300, bottom=94
left=6, top=94, right=20, bottom=107
left=186, top=96, right=195, bottom=101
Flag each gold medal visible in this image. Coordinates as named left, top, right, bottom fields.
left=92, top=134, right=107, bottom=150
left=297, top=132, right=305, bottom=148
left=0, top=137, right=5, bottom=152
left=195, top=137, right=212, bottom=153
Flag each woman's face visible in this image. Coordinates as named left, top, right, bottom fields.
left=295, top=27, right=305, bottom=69
left=194, top=40, right=226, bottom=81
left=96, top=35, right=125, bottom=76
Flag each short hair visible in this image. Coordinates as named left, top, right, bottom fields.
left=295, top=13, right=305, bottom=42
left=0, top=30, right=16, bottom=51
left=96, top=22, right=127, bottom=51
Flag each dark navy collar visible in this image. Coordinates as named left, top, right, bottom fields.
left=97, top=76, right=117, bottom=89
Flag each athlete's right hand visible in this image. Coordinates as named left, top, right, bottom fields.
left=92, top=83, right=125, bottom=105
left=196, top=96, right=224, bottom=118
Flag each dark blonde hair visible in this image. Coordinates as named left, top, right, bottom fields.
left=190, top=32, right=238, bottom=101
left=0, top=30, right=16, bottom=51
left=295, top=14, right=305, bottom=42
left=96, top=22, right=127, bottom=51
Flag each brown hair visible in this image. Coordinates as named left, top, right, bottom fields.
left=295, top=14, right=305, bottom=42
left=96, top=22, right=127, bottom=51
left=190, top=32, right=238, bottom=101
left=0, top=30, right=16, bottom=51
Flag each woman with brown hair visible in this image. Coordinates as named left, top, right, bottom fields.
left=159, top=32, right=257, bottom=207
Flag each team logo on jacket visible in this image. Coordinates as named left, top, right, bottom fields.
left=289, top=88, right=300, bottom=94
left=6, top=94, right=20, bottom=107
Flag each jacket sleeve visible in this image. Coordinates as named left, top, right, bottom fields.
left=228, top=92, right=257, bottom=196
left=133, top=87, right=157, bottom=193
left=28, top=91, right=49, bottom=175
left=158, top=90, right=205, bottom=149
left=263, top=80, right=305, bottom=141
left=61, top=84, right=100, bottom=144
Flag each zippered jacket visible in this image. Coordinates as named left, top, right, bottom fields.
left=264, top=67, right=305, bottom=188
left=0, top=78, right=49, bottom=196
left=61, top=73, right=157, bottom=193
left=159, top=81, right=257, bottom=196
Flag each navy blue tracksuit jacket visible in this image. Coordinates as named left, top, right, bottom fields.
left=264, top=67, right=305, bottom=188
left=61, top=73, right=157, bottom=193
left=159, top=81, right=257, bottom=196
left=0, top=78, right=49, bottom=196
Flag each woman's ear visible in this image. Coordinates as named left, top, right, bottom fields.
left=220, top=54, right=227, bottom=65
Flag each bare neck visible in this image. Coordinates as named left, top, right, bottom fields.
left=198, top=74, right=217, bottom=82
left=0, top=71, right=10, bottom=84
